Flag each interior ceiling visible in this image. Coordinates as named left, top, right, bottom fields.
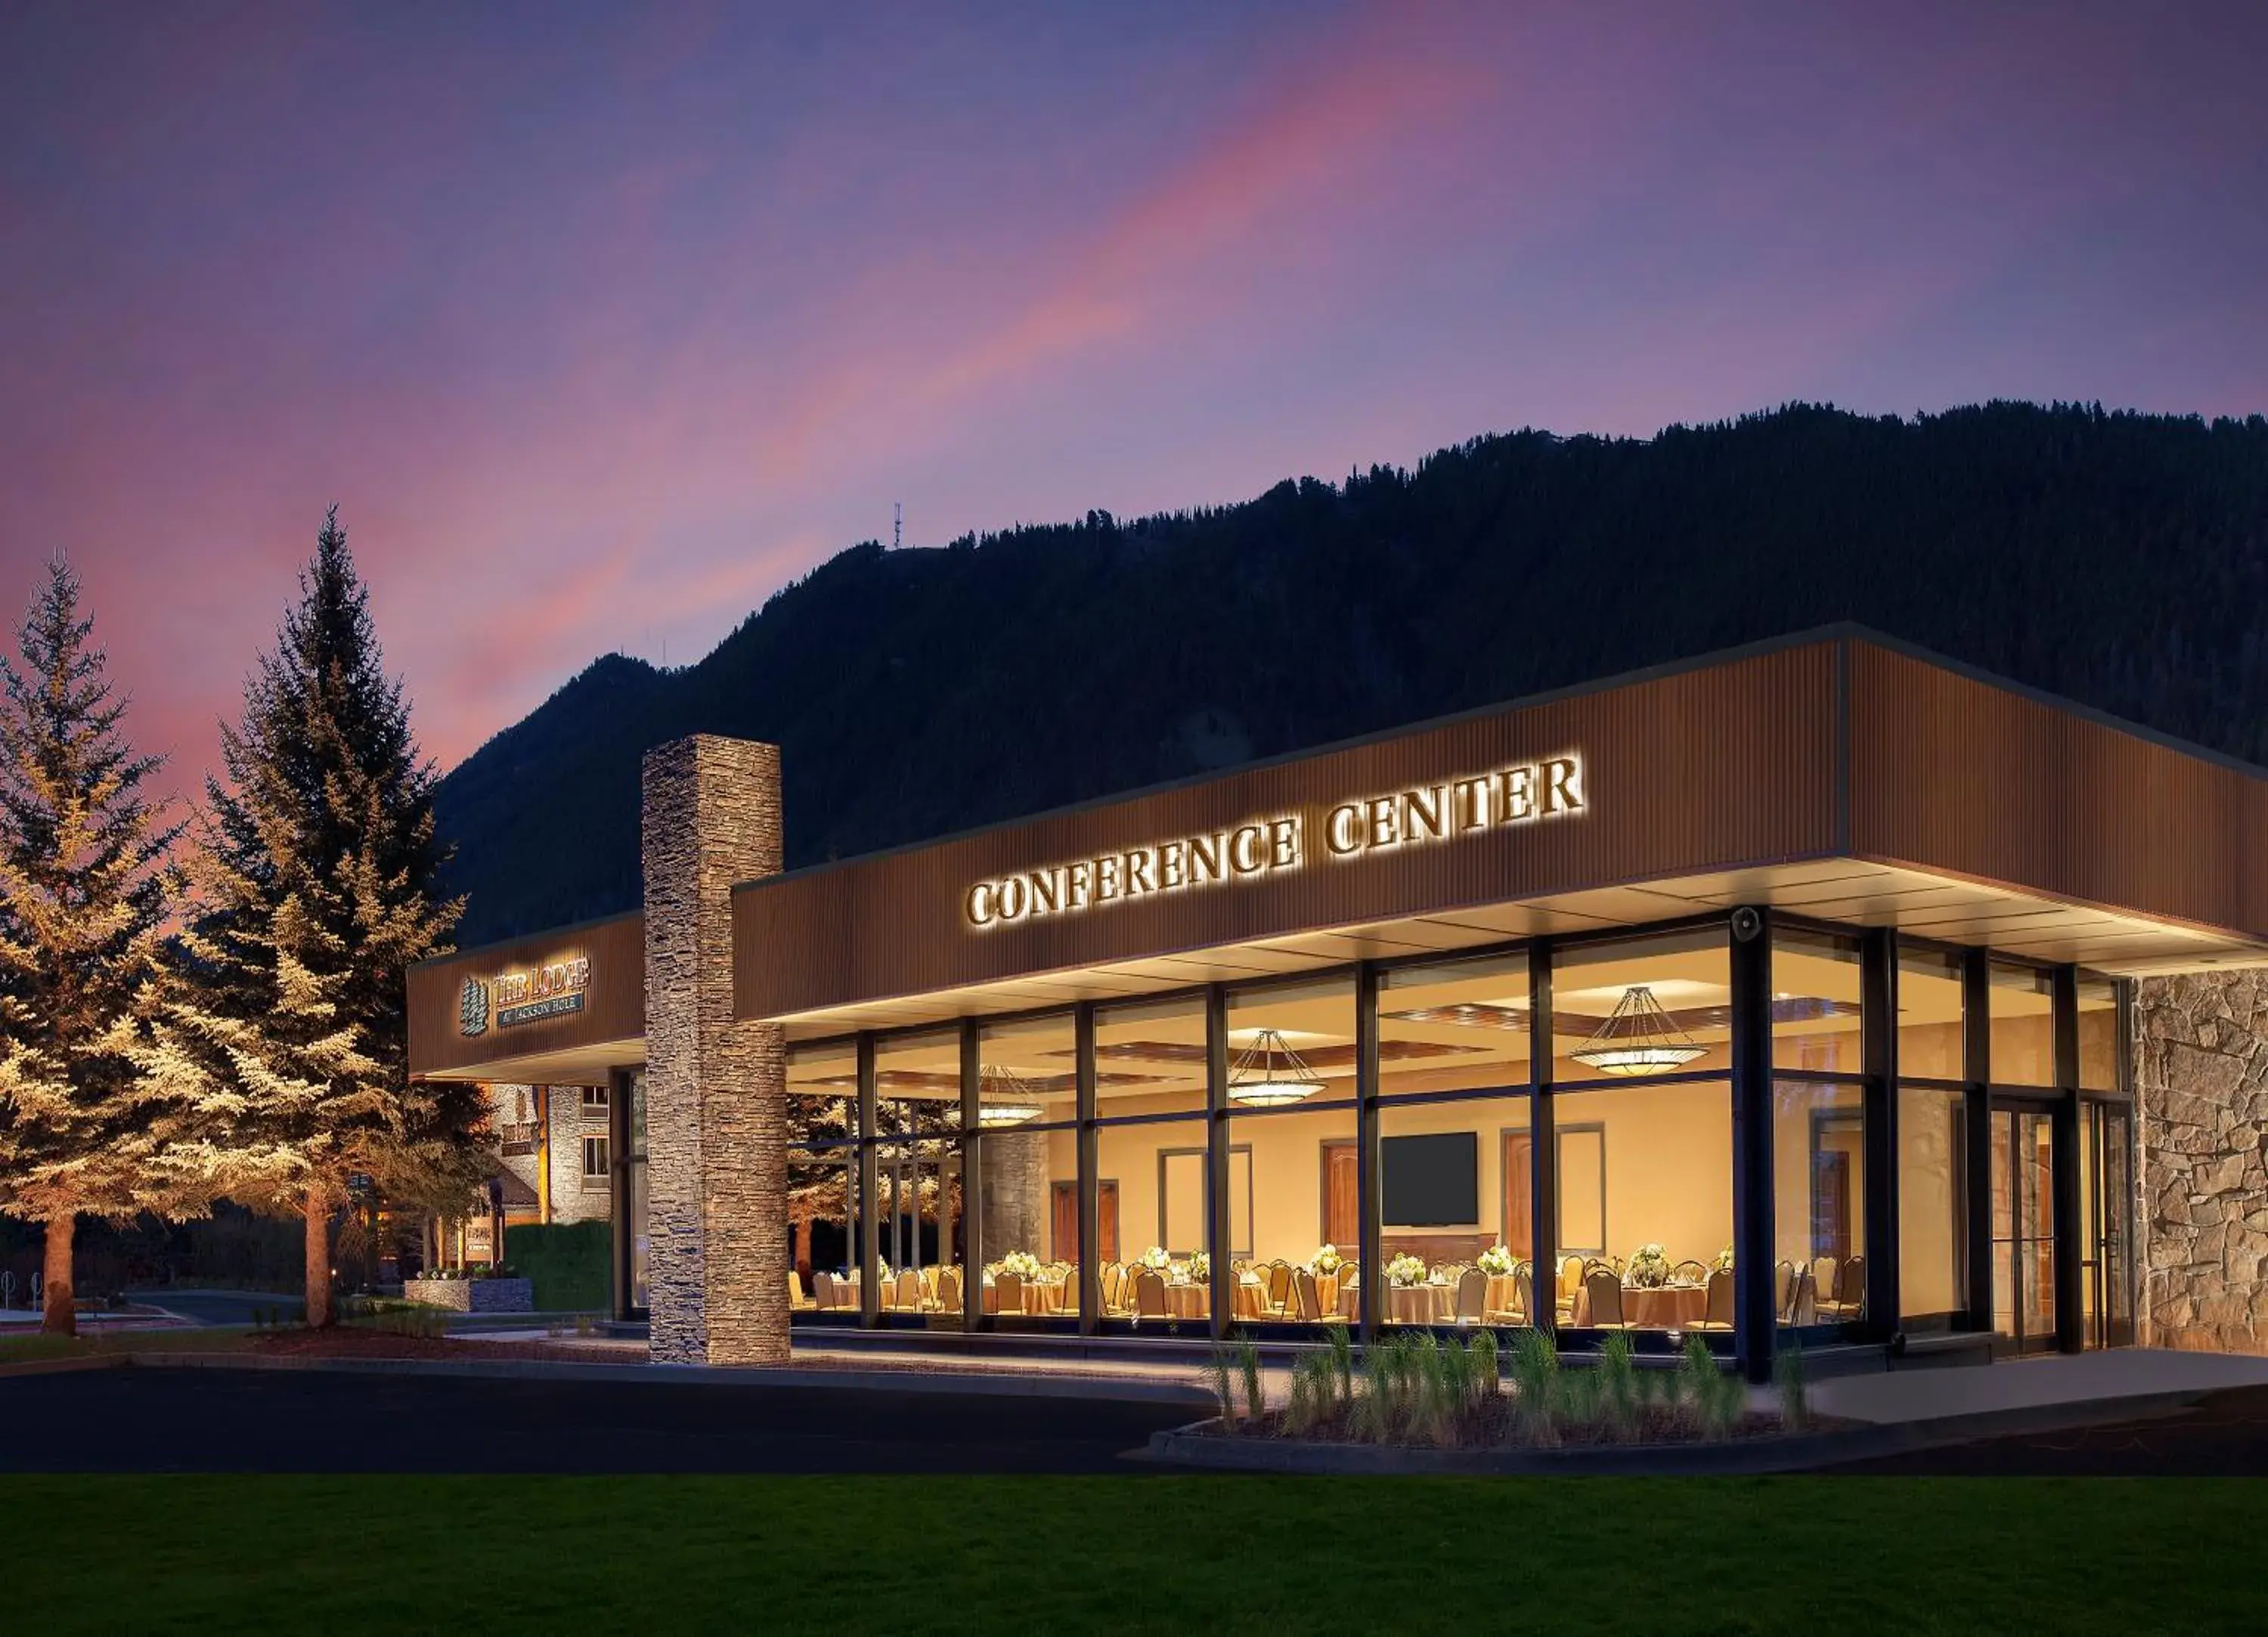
left=772, top=858, right=2266, bottom=1041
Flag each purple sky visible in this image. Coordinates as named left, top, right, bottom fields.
left=3, top=2, right=2263, bottom=793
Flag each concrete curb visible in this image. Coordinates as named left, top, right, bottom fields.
left=124, top=1351, right=1215, bottom=1406
left=1145, top=1385, right=2220, bottom=1475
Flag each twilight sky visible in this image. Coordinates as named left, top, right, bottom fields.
left=3, top=2, right=2264, bottom=794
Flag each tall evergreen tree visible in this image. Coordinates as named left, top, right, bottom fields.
left=0, top=559, right=188, bottom=1334
left=162, top=509, right=480, bottom=1326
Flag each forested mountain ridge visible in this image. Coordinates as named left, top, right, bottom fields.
left=435, top=401, right=2268, bottom=947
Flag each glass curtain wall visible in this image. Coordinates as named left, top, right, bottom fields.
left=1548, top=929, right=1735, bottom=1342
left=1772, top=930, right=1868, bottom=1334
left=974, top=1013, right=1077, bottom=1326
left=1225, top=977, right=1357, bottom=1329
left=1377, top=952, right=1535, bottom=1328
left=1093, top=994, right=1212, bottom=1332
left=785, top=923, right=2133, bottom=1361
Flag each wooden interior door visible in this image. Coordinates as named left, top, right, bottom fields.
left=1811, top=1152, right=1851, bottom=1261
left=1049, top=1180, right=1120, bottom=1263
left=1501, top=1132, right=1533, bottom=1260
left=1097, top=1181, right=1120, bottom=1264
left=1323, top=1142, right=1359, bottom=1249
left=1049, top=1181, right=1077, bottom=1264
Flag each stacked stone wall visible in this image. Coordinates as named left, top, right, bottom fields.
left=2135, top=971, right=2268, bottom=1354
left=643, top=735, right=787, bottom=1365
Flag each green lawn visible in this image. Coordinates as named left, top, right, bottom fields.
left=5, top=1475, right=2247, bottom=1634
left=0, top=1326, right=253, bottom=1364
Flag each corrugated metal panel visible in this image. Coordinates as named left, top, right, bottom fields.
left=1846, top=643, right=2268, bottom=942
left=407, top=911, right=645, bottom=1077
left=736, top=644, right=1842, bottom=1018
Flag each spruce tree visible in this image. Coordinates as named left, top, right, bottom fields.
left=161, top=509, right=479, bottom=1326
left=0, top=559, right=188, bottom=1335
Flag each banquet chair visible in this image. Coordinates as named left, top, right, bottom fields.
left=1823, top=1255, right=1865, bottom=1319
left=1486, top=1264, right=1529, bottom=1326
left=937, top=1265, right=963, bottom=1313
left=1774, top=1260, right=1797, bottom=1322
left=1811, top=1256, right=1839, bottom=1307
left=1290, top=1267, right=1325, bottom=1322
left=1673, top=1259, right=1709, bottom=1284
left=1101, top=1264, right=1123, bottom=1313
left=1133, top=1269, right=1168, bottom=1318
left=1789, top=1267, right=1818, bottom=1326
left=1690, top=1267, right=1735, bottom=1331
left=1454, top=1266, right=1488, bottom=1325
left=811, top=1272, right=840, bottom=1311
left=993, top=1271, right=1024, bottom=1314
left=1265, top=1261, right=1294, bottom=1315
left=1582, top=1267, right=1628, bottom=1329
left=789, top=1269, right=813, bottom=1311
left=1557, top=1257, right=1583, bottom=1323
left=894, top=1270, right=923, bottom=1311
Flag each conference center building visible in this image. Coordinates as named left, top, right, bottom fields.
left=407, top=629, right=2268, bottom=1376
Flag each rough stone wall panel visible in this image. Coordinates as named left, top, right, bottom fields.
left=645, top=735, right=788, bottom=1365
left=2136, top=971, right=2268, bottom=1354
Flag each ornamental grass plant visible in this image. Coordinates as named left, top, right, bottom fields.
left=1201, top=1328, right=1774, bottom=1452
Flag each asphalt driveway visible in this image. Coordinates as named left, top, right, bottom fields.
left=0, top=1365, right=1199, bottom=1474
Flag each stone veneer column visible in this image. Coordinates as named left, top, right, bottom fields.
left=2134, top=971, right=2268, bottom=1354
left=979, top=1130, right=1051, bottom=1261
left=643, top=735, right=788, bottom=1365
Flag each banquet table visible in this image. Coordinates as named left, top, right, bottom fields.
left=1165, top=1280, right=1209, bottom=1320
left=1569, top=1280, right=1708, bottom=1329
left=981, top=1276, right=1070, bottom=1316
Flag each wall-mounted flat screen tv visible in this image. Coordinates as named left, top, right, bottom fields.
left=1380, top=1131, right=1478, bottom=1227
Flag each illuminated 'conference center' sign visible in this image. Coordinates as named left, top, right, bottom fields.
left=964, top=753, right=1585, bottom=929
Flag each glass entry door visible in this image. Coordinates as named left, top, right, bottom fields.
left=1991, top=1106, right=2057, bottom=1354
left=2081, top=1102, right=2136, bottom=1350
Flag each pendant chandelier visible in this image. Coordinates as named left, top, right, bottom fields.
left=1228, top=1029, right=1324, bottom=1108
left=975, top=1064, right=1043, bottom=1127
left=1568, top=985, right=1706, bottom=1076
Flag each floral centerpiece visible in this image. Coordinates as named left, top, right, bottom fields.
left=993, top=1250, right=1043, bottom=1283
left=1477, top=1243, right=1516, bottom=1277
left=1184, top=1251, right=1210, bottom=1283
left=1713, top=1244, right=1735, bottom=1273
left=1139, top=1245, right=1170, bottom=1272
left=1387, top=1252, right=1429, bottom=1289
left=1310, top=1243, right=1343, bottom=1276
left=1627, top=1242, right=1671, bottom=1288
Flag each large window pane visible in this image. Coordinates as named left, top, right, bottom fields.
left=1773, top=930, right=1864, bottom=1072
left=1898, top=1084, right=1969, bottom=1330
left=2077, top=976, right=2120, bottom=1091
left=1552, top=930, right=1730, bottom=1082
left=1095, top=1117, right=1211, bottom=1332
left=1226, top=978, right=1355, bottom=1327
left=1379, top=1093, right=1534, bottom=1326
left=1554, top=1078, right=1733, bottom=1334
left=876, top=1030, right=962, bottom=1316
left=1988, top=961, right=2056, bottom=1086
left=785, top=1042, right=857, bottom=1317
left=1897, top=947, right=1966, bottom=1081
left=1095, top=994, right=1207, bottom=1118
left=1379, top=952, right=1532, bottom=1095
left=1773, top=1079, right=1867, bottom=1329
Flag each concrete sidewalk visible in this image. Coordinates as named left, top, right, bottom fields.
left=1811, top=1347, right=2268, bottom=1426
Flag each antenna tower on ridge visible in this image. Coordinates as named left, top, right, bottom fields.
left=894, top=501, right=902, bottom=551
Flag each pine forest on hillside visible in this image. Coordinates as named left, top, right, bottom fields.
left=435, top=401, right=2268, bottom=946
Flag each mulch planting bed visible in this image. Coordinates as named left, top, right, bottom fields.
left=249, top=1329, right=634, bottom=1365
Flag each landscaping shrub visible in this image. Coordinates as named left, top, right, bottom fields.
left=501, top=1221, right=610, bottom=1311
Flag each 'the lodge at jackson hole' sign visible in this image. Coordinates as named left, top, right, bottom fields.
left=458, top=955, right=593, bottom=1036
left=963, top=754, right=1585, bottom=929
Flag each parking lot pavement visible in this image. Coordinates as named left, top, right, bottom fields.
left=0, top=1365, right=1197, bottom=1474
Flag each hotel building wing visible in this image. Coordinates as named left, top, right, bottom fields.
left=410, top=627, right=2268, bottom=1371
